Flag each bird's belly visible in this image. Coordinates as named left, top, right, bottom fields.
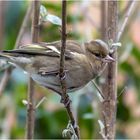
left=31, top=74, right=59, bottom=87
left=31, top=73, right=87, bottom=93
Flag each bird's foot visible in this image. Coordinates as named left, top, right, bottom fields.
left=60, top=95, right=71, bottom=107
left=60, top=71, right=67, bottom=81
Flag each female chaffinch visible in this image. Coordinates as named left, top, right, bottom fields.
left=0, top=40, right=114, bottom=95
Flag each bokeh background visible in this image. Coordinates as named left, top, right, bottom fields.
left=0, top=1, right=140, bottom=139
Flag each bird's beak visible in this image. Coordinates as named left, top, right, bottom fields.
left=103, top=55, right=115, bottom=63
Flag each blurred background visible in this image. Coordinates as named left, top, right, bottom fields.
left=0, top=0, right=140, bottom=139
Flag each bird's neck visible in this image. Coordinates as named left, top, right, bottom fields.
left=86, top=51, right=107, bottom=77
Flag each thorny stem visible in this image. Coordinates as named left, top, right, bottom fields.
left=59, top=0, right=80, bottom=138
left=0, top=2, right=32, bottom=96
left=26, top=1, right=40, bottom=139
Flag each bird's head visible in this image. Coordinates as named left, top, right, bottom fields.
left=85, top=39, right=115, bottom=62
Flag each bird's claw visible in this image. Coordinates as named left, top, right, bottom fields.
left=60, top=96, right=71, bottom=107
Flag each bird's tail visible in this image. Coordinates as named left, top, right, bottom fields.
left=0, top=51, right=14, bottom=61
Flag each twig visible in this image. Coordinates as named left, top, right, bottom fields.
left=117, top=0, right=135, bottom=41
left=101, top=1, right=118, bottom=139
left=59, top=0, right=80, bottom=138
left=117, top=86, right=127, bottom=99
left=0, top=2, right=32, bottom=96
left=15, top=2, right=33, bottom=48
left=26, top=1, right=40, bottom=139
left=91, top=80, right=104, bottom=101
left=120, top=0, right=134, bottom=18
left=0, top=68, right=12, bottom=96
left=59, top=0, right=67, bottom=101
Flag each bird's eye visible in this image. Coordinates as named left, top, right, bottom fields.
left=94, top=53, right=101, bottom=57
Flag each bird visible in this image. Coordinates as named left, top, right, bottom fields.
left=0, top=40, right=114, bottom=95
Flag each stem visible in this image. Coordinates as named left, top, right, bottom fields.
left=101, top=1, right=118, bottom=139
left=117, top=0, right=135, bottom=41
left=26, top=1, right=40, bottom=139
left=15, top=2, right=33, bottom=48
left=59, top=0, right=67, bottom=99
left=60, top=0, right=80, bottom=138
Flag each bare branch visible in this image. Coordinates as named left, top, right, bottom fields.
left=0, top=68, right=12, bottom=96
left=59, top=0, right=67, bottom=100
left=59, top=0, right=80, bottom=138
left=117, top=0, right=136, bottom=41
left=101, top=1, right=118, bottom=139
left=15, top=2, right=33, bottom=48
left=26, top=1, right=40, bottom=139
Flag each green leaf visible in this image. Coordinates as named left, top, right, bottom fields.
left=40, top=5, right=48, bottom=19
left=40, top=5, right=62, bottom=26
left=45, top=14, right=62, bottom=26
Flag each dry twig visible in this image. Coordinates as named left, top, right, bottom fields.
left=59, top=0, right=80, bottom=138
left=26, top=1, right=40, bottom=139
left=117, top=0, right=136, bottom=41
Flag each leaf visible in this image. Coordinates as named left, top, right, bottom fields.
left=46, top=14, right=62, bottom=26
left=22, top=99, right=28, bottom=105
left=39, top=5, right=62, bottom=26
left=83, top=113, right=95, bottom=119
left=40, top=5, right=48, bottom=19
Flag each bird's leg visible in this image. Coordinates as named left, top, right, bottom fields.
left=60, top=93, right=71, bottom=107
left=59, top=69, right=70, bottom=107
left=60, top=70, right=66, bottom=81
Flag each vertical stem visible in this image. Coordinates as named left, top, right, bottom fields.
left=60, top=0, right=67, bottom=98
left=26, top=1, right=40, bottom=139
left=60, top=0, right=80, bottom=138
left=15, top=2, right=33, bottom=49
left=101, top=1, right=118, bottom=139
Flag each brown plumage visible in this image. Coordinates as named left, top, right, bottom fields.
left=0, top=40, right=114, bottom=95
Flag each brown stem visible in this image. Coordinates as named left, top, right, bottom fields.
left=26, top=1, right=40, bottom=139
left=15, top=2, right=33, bottom=48
left=59, top=0, right=80, bottom=138
left=101, top=1, right=118, bottom=139
left=117, top=0, right=135, bottom=41
left=0, top=2, right=32, bottom=96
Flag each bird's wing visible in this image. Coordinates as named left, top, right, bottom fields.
left=38, top=67, right=68, bottom=76
left=39, top=40, right=85, bottom=54
left=3, top=43, right=74, bottom=59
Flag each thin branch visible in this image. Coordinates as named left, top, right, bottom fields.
left=59, top=0, right=80, bottom=138
left=117, top=0, right=135, bottom=41
left=0, top=68, right=12, bottom=96
left=59, top=0, right=67, bottom=100
left=120, top=0, right=134, bottom=18
left=15, top=2, right=33, bottom=48
left=26, top=1, right=40, bottom=139
left=101, top=1, right=118, bottom=139
left=0, top=2, right=32, bottom=96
